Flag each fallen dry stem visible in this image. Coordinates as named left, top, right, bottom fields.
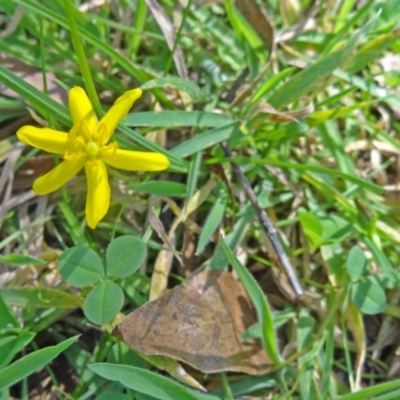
left=220, top=141, right=304, bottom=298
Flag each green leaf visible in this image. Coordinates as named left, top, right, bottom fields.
left=352, top=279, right=386, bottom=315
left=297, top=309, right=315, bottom=350
left=338, top=379, right=400, bottom=400
left=346, top=30, right=400, bottom=74
left=306, top=101, right=377, bottom=126
left=89, top=363, right=220, bottom=400
left=14, top=0, right=150, bottom=85
left=107, top=342, right=147, bottom=369
left=221, top=238, right=281, bottom=364
left=363, top=235, right=395, bottom=279
left=223, top=0, right=269, bottom=62
left=297, top=309, right=316, bottom=399
left=346, top=246, right=368, bottom=282
left=124, top=111, right=233, bottom=128
left=268, top=14, right=379, bottom=108
left=127, top=181, right=187, bottom=197
left=106, top=236, right=147, bottom=278
left=170, top=122, right=241, bottom=158
left=245, top=67, right=296, bottom=112
left=185, top=152, right=202, bottom=217
left=211, top=374, right=277, bottom=398
left=298, top=210, right=323, bottom=249
left=58, top=247, right=104, bottom=288
left=196, top=189, right=227, bottom=255
left=320, top=215, right=352, bottom=242
left=0, top=335, right=78, bottom=391
left=0, top=331, right=35, bottom=369
left=141, top=77, right=205, bottom=103
left=0, top=294, right=18, bottom=329
left=209, top=203, right=255, bottom=270
left=96, top=392, right=130, bottom=400
left=235, top=156, right=383, bottom=194
left=1, top=288, right=83, bottom=309
left=242, top=322, right=262, bottom=340
left=57, top=203, right=89, bottom=247
left=83, top=280, right=124, bottom=325
left=0, top=254, right=46, bottom=266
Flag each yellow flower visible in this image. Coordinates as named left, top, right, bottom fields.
left=17, top=87, right=170, bottom=229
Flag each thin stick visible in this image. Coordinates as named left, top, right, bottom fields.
left=220, top=141, right=304, bottom=298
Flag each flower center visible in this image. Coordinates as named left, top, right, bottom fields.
left=85, top=141, right=100, bottom=158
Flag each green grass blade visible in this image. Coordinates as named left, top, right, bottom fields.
left=125, top=111, right=233, bottom=128
left=196, top=188, right=227, bottom=255
left=220, top=156, right=383, bottom=194
left=15, top=0, right=149, bottom=84
left=0, top=64, right=70, bottom=125
left=362, top=235, right=395, bottom=279
left=184, top=151, right=202, bottom=217
left=0, top=294, right=19, bottom=328
left=127, top=181, right=187, bottom=197
left=88, top=363, right=220, bottom=400
left=0, top=335, right=79, bottom=391
left=322, top=0, right=374, bottom=57
left=221, top=238, right=281, bottom=364
left=297, top=309, right=315, bottom=398
left=339, top=379, right=400, bottom=400
left=321, top=297, right=335, bottom=399
left=209, top=203, right=255, bottom=270
left=63, top=0, right=101, bottom=116
left=170, top=122, right=241, bottom=158
left=334, top=0, right=357, bottom=33
left=372, top=389, right=400, bottom=400
left=58, top=202, right=89, bottom=247
left=128, top=0, right=147, bottom=60
left=141, top=77, right=205, bottom=103
left=1, top=288, right=83, bottom=308
left=244, top=67, right=296, bottom=114
left=223, top=0, right=267, bottom=62
left=268, top=13, right=379, bottom=108
left=0, top=331, right=36, bottom=370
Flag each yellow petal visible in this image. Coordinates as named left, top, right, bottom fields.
left=101, top=147, right=170, bottom=171
left=68, top=86, right=97, bottom=131
left=97, top=88, right=142, bottom=145
left=32, top=154, right=86, bottom=195
left=17, top=126, right=70, bottom=154
left=85, top=160, right=110, bottom=229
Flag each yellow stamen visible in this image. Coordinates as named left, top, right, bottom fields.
left=81, top=121, right=92, bottom=142
left=95, top=122, right=107, bottom=143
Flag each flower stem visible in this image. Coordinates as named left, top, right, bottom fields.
left=63, top=0, right=102, bottom=118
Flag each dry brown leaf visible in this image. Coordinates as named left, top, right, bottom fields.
left=147, top=196, right=182, bottom=267
left=113, top=269, right=271, bottom=374
left=0, top=6, right=24, bottom=40
left=227, top=1, right=274, bottom=109
left=345, top=302, right=366, bottom=390
left=181, top=223, right=198, bottom=276
left=149, top=197, right=180, bottom=301
left=144, top=0, right=188, bottom=79
left=255, top=97, right=314, bottom=123
left=235, top=0, right=274, bottom=55
left=150, top=246, right=174, bottom=301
